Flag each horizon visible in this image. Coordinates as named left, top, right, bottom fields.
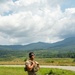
left=0, top=36, right=75, bottom=45
left=0, top=0, right=75, bottom=45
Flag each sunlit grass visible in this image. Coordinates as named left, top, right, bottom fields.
left=0, top=58, right=75, bottom=66
left=0, top=67, right=75, bottom=75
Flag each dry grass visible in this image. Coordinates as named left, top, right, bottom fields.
left=0, top=58, right=75, bottom=66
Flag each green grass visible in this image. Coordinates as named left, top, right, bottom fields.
left=39, top=68, right=75, bottom=75
left=0, top=58, right=75, bottom=66
left=0, top=67, right=27, bottom=75
left=35, top=58, right=75, bottom=66
left=0, top=67, right=75, bottom=75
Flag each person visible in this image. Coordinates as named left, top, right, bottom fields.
left=25, top=52, right=39, bottom=75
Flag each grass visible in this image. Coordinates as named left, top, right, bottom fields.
left=39, top=68, right=75, bottom=75
left=0, top=67, right=27, bottom=75
left=0, top=58, right=75, bottom=66
left=35, top=58, right=75, bottom=66
left=0, top=67, right=75, bottom=75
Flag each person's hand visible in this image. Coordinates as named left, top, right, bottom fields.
left=31, top=61, right=35, bottom=66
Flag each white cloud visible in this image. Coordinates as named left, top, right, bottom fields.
left=15, top=0, right=41, bottom=6
left=0, top=0, right=14, bottom=15
left=0, top=0, right=75, bottom=45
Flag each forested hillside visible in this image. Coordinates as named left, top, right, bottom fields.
left=0, top=37, right=75, bottom=60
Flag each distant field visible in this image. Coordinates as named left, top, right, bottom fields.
left=36, top=58, right=75, bottom=66
left=0, top=67, right=75, bottom=75
left=0, top=58, right=75, bottom=66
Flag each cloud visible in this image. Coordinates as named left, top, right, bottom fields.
left=0, top=0, right=8, bottom=3
left=0, top=0, right=75, bottom=45
left=49, top=8, right=75, bottom=39
left=0, top=0, right=13, bottom=15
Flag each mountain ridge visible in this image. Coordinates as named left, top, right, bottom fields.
left=0, top=37, right=75, bottom=50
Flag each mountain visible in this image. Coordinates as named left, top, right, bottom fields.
left=0, top=42, right=51, bottom=50
left=21, top=42, right=50, bottom=50
left=0, top=37, right=75, bottom=59
left=0, top=37, right=75, bottom=50
left=49, top=37, right=75, bottom=48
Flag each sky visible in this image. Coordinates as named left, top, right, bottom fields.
left=0, top=0, right=75, bottom=45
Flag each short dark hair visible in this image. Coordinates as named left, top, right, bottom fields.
left=29, top=52, right=34, bottom=58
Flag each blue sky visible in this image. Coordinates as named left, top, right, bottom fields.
left=61, top=0, right=75, bottom=11
left=12, top=0, right=18, bottom=2
left=0, top=0, right=75, bottom=45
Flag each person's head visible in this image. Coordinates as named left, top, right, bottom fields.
left=29, top=52, right=35, bottom=60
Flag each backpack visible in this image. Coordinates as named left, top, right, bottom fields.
left=24, top=66, right=28, bottom=71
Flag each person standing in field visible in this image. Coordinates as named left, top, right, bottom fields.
left=25, top=52, right=40, bottom=75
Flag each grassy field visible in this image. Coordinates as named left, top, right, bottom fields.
left=35, top=58, right=75, bottom=66
left=0, top=58, right=75, bottom=66
left=0, top=67, right=75, bottom=75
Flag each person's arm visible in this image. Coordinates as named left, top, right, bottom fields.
left=26, top=61, right=35, bottom=71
